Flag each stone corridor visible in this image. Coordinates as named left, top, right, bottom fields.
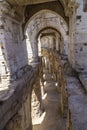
left=33, top=69, right=67, bottom=130
left=1, top=0, right=87, bottom=130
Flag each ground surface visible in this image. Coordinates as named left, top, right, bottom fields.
left=33, top=69, right=67, bottom=130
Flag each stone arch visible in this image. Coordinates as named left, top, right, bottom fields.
left=37, top=27, right=61, bottom=55
left=36, top=27, right=61, bottom=39
left=24, top=9, right=68, bottom=34
left=25, top=9, right=69, bottom=62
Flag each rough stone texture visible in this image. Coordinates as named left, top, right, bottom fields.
left=69, top=0, right=87, bottom=73
left=24, top=1, right=69, bottom=26
left=33, top=69, right=67, bottom=130
left=31, top=90, right=41, bottom=121
left=1, top=15, right=28, bottom=75
left=0, top=2, right=29, bottom=86
left=0, top=62, right=41, bottom=130
left=39, top=28, right=66, bottom=54
left=42, top=47, right=87, bottom=130
left=25, top=10, right=68, bottom=61
left=0, top=1, right=87, bottom=130
left=66, top=75, right=87, bottom=130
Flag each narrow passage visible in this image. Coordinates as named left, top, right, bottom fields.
left=33, top=69, right=67, bottom=130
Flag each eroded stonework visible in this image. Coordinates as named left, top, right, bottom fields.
left=0, top=0, right=87, bottom=130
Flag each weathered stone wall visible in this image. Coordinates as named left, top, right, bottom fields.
left=41, top=47, right=87, bottom=130
left=4, top=16, right=28, bottom=73
left=41, top=36, right=55, bottom=49
left=0, top=2, right=28, bottom=84
left=25, top=10, right=68, bottom=61
left=1, top=1, right=87, bottom=130
left=74, top=0, right=87, bottom=73
left=42, top=48, right=68, bottom=117
left=0, top=62, right=42, bottom=130
left=40, top=28, right=63, bottom=53
left=69, top=0, right=87, bottom=73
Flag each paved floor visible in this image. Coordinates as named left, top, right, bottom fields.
left=33, top=69, right=67, bottom=130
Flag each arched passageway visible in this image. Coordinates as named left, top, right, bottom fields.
left=1, top=1, right=87, bottom=130
left=24, top=9, right=69, bottom=130
left=25, top=10, right=69, bottom=63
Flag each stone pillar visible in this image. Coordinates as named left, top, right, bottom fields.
left=60, top=37, right=64, bottom=55
left=61, top=77, right=67, bottom=117
left=32, top=41, right=38, bottom=62
left=45, top=57, right=47, bottom=69
left=42, top=57, right=45, bottom=68
left=68, top=108, right=72, bottom=130
left=48, top=62, right=51, bottom=74
left=56, top=64, right=62, bottom=93
left=46, top=58, right=49, bottom=71
left=68, top=7, right=76, bottom=70
left=56, top=35, right=60, bottom=51
left=55, top=62, right=58, bottom=82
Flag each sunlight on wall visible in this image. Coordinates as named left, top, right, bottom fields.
left=26, top=32, right=33, bottom=63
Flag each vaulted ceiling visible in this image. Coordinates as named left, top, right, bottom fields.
left=6, top=0, right=68, bottom=8
left=2, top=0, right=76, bottom=25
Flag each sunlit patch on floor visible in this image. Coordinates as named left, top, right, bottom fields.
left=44, top=81, right=47, bottom=86
left=55, top=82, right=58, bottom=87
left=32, top=112, right=46, bottom=125
left=0, top=86, right=9, bottom=91
left=43, top=74, right=46, bottom=78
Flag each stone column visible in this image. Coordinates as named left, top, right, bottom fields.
left=45, top=57, right=48, bottom=70
left=48, top=62, right=51, bottom=74
left=68, top=108, right=72, bottom=130
left=56, top=65, right=62, bottom=92
left=32, top=40, right=39, bottom=62
left=42, top=57, right=45, bottom=68
left=56, top=34, right=60, bottom=51
left=61, top=76, right=67, bottom=117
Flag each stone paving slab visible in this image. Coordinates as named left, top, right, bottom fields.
left=69, top=95, right=87, bottom=130
left=66, top=76, right=87, bottom=130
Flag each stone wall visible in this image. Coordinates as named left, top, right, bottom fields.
left=0, top=2, right=28, bottom=85
left=41, top=47, right=87, bottom=130
left=25, top=10, right=68, bottom=61
left=75, top=0, right=87, bottom=73
left=42, top=48, right=68, bottom=117
left=0, top=61, right=42, bottom=130
left=69, top=0, right=87, bottom=73
left=4, top=16, right=28, bottom=73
